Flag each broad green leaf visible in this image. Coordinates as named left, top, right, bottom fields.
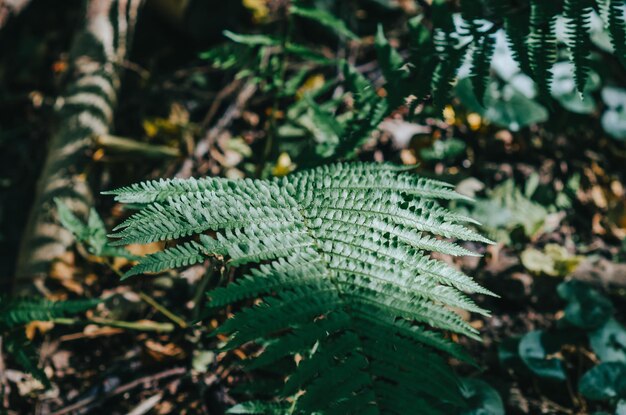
left=460, top=378, right=505, bottom=415
left=518, top=330, right=567, bottom=381
left=579, top=362, right=626, bottom=400
left=589, top=318, right=626, bottom=363
left=602, top=87, right=626, bottom=140
left=557, top=280, right=614, bottom=329
left=457, top=78, right=548, bottom=131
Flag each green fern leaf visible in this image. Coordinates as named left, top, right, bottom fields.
left=470, top=33, right=496, bottom=104
left=431, top=34, right=465, bottom=113
left=564, top=0, right=594, bottom=94
left=608, top=0, right=626, bottom=67
left=330, top=62, right=388, bottom=161
left=108, top=162, right=495, bottom=414
left=0, top=297, right=99, bottom=388
left=5, top=332, right=50, bottom=388
left=504, top=7, right=533, bottom=75
left=529, top=0, right=559, bottom=101
left=431, top=0, right=465, bottom=113
left=0, top=297, right=100, bottom=329
left=374, top=25, right=407, bottom=108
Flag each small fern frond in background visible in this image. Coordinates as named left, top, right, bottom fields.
left=431, top=0, right=464, bottom=113
left=608, top=0, right=626, bottom=66
left=469, top=33, right=496, bottom=104
left=108, top=162, right=495, bottom=414
left=564, top=0, right=594, bottom=94
left=0, top=297, right=99, bottom=387
left=503, top=7, right=533, bottom=75
left=325, top=62, right=388, bottom=162
left=529, top=0, right=559, bottom=101
left=460, top=0, right=496, bottom=105
left=0, top=297, right=100, bottom=329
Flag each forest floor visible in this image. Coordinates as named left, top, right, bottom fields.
left=1, top=2, right=626, bottom=414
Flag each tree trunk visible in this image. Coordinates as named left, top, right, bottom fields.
left=14, top=0, right=142, bottom=294
left=0, top=0, right=31, bottom=28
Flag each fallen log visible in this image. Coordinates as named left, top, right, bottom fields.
left=15, top=0, right=142, bottom=293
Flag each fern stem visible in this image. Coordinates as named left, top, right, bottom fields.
left=191, top=268, right=214, bottom=321
left=51, top=317, right=175, bottom=332
left=139, top=292, right=188, bottom=329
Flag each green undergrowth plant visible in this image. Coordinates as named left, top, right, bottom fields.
left=106, top=162, right=496, bottom=414
left=199, top=0, right=626, bottom=172
left=0, top=297, right=99, bottom=388
left=500, top=280, right=626, bottom=413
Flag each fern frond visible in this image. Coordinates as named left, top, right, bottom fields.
left=4, top=332, right=50, bottom=388
left=529, top=0, right=558, bottom=101
left=431, top=0, right=465, bottom=113
left=432, top=31, right=465, bottom=113
left=504, top=6, right=533, bottom=74
left=608, top=0, right=626, bottom=66
left=0, top=297, right=100, bottom=329
left=331, top=62, right=388, bottom=161
left=0, top=297, right=99, bottom=388
left=564, top=0, right=594, bottom=94
left=470, top=33, right=496, bottom=104
left=108, top=162, right=494, bottom=414
left=375, top=25, right=408, bottom=108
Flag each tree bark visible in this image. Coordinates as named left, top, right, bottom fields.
left=0, top=0, right=31, bottom=28
left=14, top=0, right=142, bottom=293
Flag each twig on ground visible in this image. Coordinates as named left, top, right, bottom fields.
left=139, top=291, right=188, bottom=329
left=177, top=80, right=257, bottom=178
left=50, top=366, right=186, bottom=415
left=200, top=78, right=242, bottom=130
left=126, top=393, right=162, bottom=415
left=51, top=317, right=175, bottom=332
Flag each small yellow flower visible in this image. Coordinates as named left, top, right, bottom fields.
left=297, top=74, right=325, bottom=100
left=272, top=152, right=296, bottom=177
left=243, top=0, right=269, bottom=23
left=467, top=113, right=482, bottom=131
left=443, top=105, right=455, bottom=125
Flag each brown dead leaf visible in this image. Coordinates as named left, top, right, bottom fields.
left=113, top=242, right=164, bottom=271
left=126, top=242, right=164, bottom=257
left=25, top=321, right=55, bottom=340
left=144, top=340, right=185, bottom=361
left=592, top=213, right=606, bottom=235
left=590, top=185, right=608, bottom=209
left=50, top=252, right=84, bottom=295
